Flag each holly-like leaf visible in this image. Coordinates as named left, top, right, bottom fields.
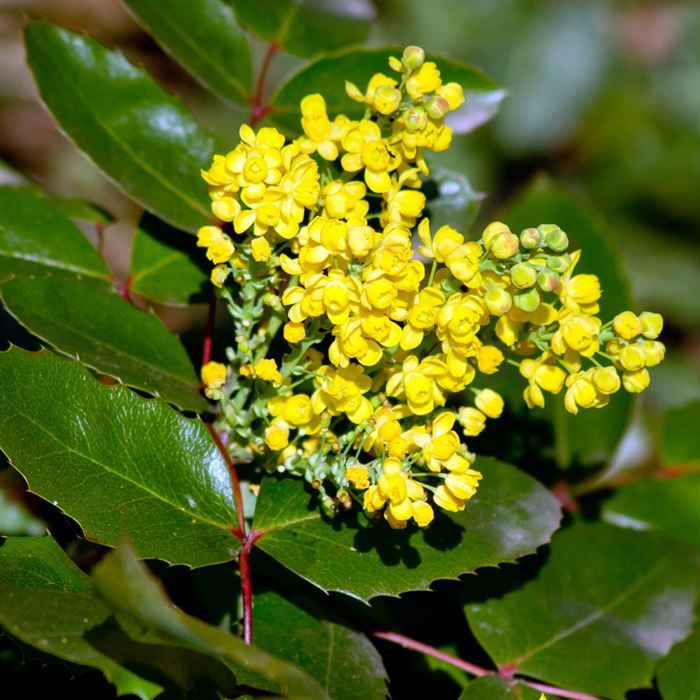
left=228, top=0, right=373, bottom=58
left=458, top=676, right=540, bottom=700
left=465, top=523, right=699, bottom=699
left=93, top=542, right=329, bottom=699
left=254, top=590, right=389, bottom=699
left=130, top=215, right=209, bottom=306
left=657, top=629, right=700, bottom=700
left=0, top=348, right=238, bottom=567
left=123, top=0, right=251, bottom=106
left=603, top=473, right=700, bottom=552
left=0, top=536, right=162, bottom=700
left=0, top=186, right=111, bottom=284
left=502, top=177, right=634, bottom=466
left=252, top=458, right=561, bottom=601
left=25, top=22, right=215, bottom=233
left=0, top=276, right=208, bottom=412
left=270, top=47, right=504, bottom=134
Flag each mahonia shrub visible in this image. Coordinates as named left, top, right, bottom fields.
left=0, top=5, right=696, bottom=700
left=197, top=47, right=665, bottom=529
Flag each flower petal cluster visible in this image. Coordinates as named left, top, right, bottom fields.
left=195, top=46, right=666, bottom=529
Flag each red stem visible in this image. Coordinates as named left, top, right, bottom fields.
left=371, top=630, right=602, bottom=700
left=201, top=291, right=217, bottom=368
left=250, top=42, right=278, bottom=126
left=239, top=530, right=262, bottom=644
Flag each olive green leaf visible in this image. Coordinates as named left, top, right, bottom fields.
left=0, top=348, right=238, bottom=567
left=252, top=458, right=561, bottom=601
left=123, top=0, right=252, bottom=106
left=25, top=21, right=215, bottom=233
left=657, top=629, right=700, bottom=700
left=458, top=676, right=541, bottom=700
left=0, top=276, right=208, bottom=412
left=465, top=523, right=699, bottom=699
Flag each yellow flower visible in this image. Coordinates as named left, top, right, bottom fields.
left=253, top=358, right=282, bottom=385
left=457, top=407, right=487, bottom=436
left=613, top=311, right=643, bottom=340
left=564, top=371, right=607, bottom=414
left=476, top=345, right=504, bottom=374
left=268, top=394, right=321, bottom=434
left=622, top=368, right=650, bottom=393
left=474, top=389, right=504, bottom=419
left=311, top=364, right=373, bottom=424
left=299, top=94, right=344, bottom=160
left=283, top=321, right=306, bottom=344
left=346, top=465, right=370, bottom=489
left=551, top=313, right=601, bottom=358
left=640, top=311, right=663, bottom=339
left=386, top=355, right=445, bottom=415
left=619, top=344, right=646, bottom=372
left=264, top=421, right=289, bottom=451
left=197, top=226, right=235, bottom=264
left=519, top=356, right=567, bottom=408
left=210, top=264, right=230, bottom=288
left=322, top=180, right=369, bottom=221
left=345, top=73, right=400, bottom=114
left=412, top=500, right=435, bottom=527
left=381, top=172, right=426, bottom=228
left=409, top=412, right=461, bottom=471
left=437, top=82, right=464, bottom=110
left=251, top=236, right=272, bottom=262
left=401, top=287, right=444, bottom=350
left=341, top=120, right=400, bottom=193
left=201, top=361, right=227, bottom=398
left=556, top=250, right=601, bottom=315
left=406, top=62, right=442, bottom=99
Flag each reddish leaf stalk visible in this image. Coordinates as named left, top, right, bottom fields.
left=250, top=42, right=278, bottom=126
left=371, top=630, right=602, bottom=700
left=201, top=291, right=217, bottom=368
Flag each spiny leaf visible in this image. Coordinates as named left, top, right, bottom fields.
left=25, top=21, right=215, bottom=233
left=465, top=522, right=700, bottom=699
left=0, top=347, right=238, bottom=567
left=252, top=458, right=561, bottom=601
left=0, top=276, right=208, bottom=412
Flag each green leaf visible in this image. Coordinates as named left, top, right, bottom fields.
left=465, top=523, right=700, bottom=699
left=502, top=177, right=634, bottom=466
left=254, top=589, right=388, bottom=699
left=0, top=348, right=238, bottom=567
left=228, top=0, right=372, bottom=58
left=602, top=473, right=700, bottom=552
left=252, top=458, right=561, bottom=601
left=660, top=400, right=700, bottom=467
left=458, top=676, right=540, bottom=700
left=270, top=47, right=504, bottom=134
left=93, top=542, right=329, bottom=699
left=657, top=629, right=700, bottom=700
left=123, top=0, right=251, bottom=106
left=0, top=536, right=162, bottom=700
left=25, top=21, right=215, bottom=233
left=130, top=215, right=209, bottom=306
left=0, top=186, right=111, bottom=284
left=0, top=276, right=208, bottom=412
left=425, top=167, right=483, bottom=232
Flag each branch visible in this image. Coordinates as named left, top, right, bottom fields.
left=371, top=630, right=602, bottom=700
left=250, top=42, right=278, bottom=126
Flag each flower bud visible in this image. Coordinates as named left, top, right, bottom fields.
left=490, top=232, right=520, bottom=259
left=403, top=106, right=428, bottom=132
left=457, top=407, right=487, bottom=436
left=402, top=45, right=425, bottom=70
left=619, top=344, right=646, bottom=372
left=514, top=288, right=541, bottom=313
left=613, top=311, right=642, bottom=340
left=639, top=311, right=663, bottom=339
left=545, top=228, right=569, bottom=252
left=482, top=221, right=511, bottom=248
left=536, top=268, right=560, bottom=292
left=641, top=340, right=665, bottom=367
left=592, top=367, right=621, bottom=395
left=425, top=95, right=450, bottom=120
left=622, top=368, right=650, bottom=393
left=475, top=389, right=504, bottom=419
left=484, top=286, right=512, bottom=315
left=374, top=85, right=402, bottom=115
left=547, top=254, right=572, bottom=273
left=510, top=262, right=537, bottom=289
left=519, top=227, right=542, bottom=250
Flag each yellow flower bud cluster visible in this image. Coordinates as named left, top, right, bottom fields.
left=194, top=47, right=666, bottom=529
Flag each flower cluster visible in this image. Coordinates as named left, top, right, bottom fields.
left=197, top=47, right=665, bottom=529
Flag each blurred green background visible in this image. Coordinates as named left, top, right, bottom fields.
left=1, top=0, right=697, bottom=413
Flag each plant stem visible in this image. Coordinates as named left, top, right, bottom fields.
left=371, top=630, right=602, bottom=700
left=250, top=43, right=278, bottom=126
left=201, top=291, right=217, bottom=368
